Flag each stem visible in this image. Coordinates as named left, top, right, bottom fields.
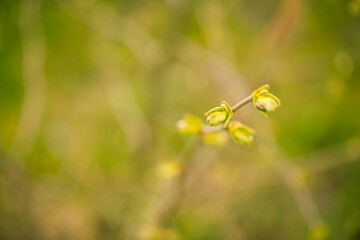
left=139, top=139, right=202, bottom=237
left=231, top=95, right=253, bottom=112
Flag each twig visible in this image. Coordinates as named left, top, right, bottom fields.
left=257, top=0, right=304, bottom=52
left=138, top=139, right=202, bottom=239
left=231, top=95, right=253, bottom=112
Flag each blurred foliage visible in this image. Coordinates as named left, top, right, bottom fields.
left=1, top=0, right=360, bottom=239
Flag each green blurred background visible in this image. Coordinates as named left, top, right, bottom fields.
left=1, top=0, right=360, bottom=239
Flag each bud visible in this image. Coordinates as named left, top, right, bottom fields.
left=228, top=121, right=255, bottom=146
left=176, top=114, right=202, bottom=135
left=204, top=101, right=233, bottom=127
left=202, top=131, right=229, bottom=146
left=256, top=93, right=278, bottom=112
left=252, top=84, right=280, bottom=117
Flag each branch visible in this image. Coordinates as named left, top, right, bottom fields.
left=11, top=0, right=47, bottom=158
left=231, top=95, right=253, bottom=112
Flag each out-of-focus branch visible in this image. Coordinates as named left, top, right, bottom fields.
left=56, top=0, right=165, bottom=69
left=173, top=38, right=250, bottom=100
left=257, top=122, right=325, bottom=230
left=299, top=140, right=360, bottom=176
left=272, top=160, right=323, bottom=228
left=11, top=0, right=47, bottom=157
left=138, top=139, right=202, bottom=239
left=89, top=37, right=152, bottom=152
left=257, top=0, right=304, bottom=52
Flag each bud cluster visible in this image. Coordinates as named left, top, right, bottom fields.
left=175, top=84, right=280, bottom=147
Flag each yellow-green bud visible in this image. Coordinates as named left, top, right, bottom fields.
left=252, top=84, right=280, bottom=117
left=256, top=95, right=278, bottom=112
left=228, top=121, right=255, bottom=146
left=204, top=101, right=233, bottom=127
left=176, top=114, right=202, bottom=135
left=207, top=111, right=226, bottom=126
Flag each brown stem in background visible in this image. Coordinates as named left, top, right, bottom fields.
left=257, top=0, right=304, bottom=52
left=139, top=139, right=202, bottom=238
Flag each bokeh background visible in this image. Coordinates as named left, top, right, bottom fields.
left=1, top=0, right=360, bottom=239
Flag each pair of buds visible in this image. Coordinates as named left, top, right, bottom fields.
left=205, top=84, right=280, bottom=127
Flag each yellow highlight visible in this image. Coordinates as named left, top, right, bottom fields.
left=156, top=159, right=182, bottom=179
left=308, top=223, right=330, bottom=240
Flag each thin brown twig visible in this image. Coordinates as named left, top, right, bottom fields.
left=231, top=95, right=253, bottom=112
left=257, top=0, right=304, bottom=52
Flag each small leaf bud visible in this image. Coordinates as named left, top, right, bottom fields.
left=252, top=84, right=280, bottom=117
left=176, top=114, right=202, bottom=135
left=204, top=101, right=233, bottom=127
left=228, top=121, right=255, bottom=146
